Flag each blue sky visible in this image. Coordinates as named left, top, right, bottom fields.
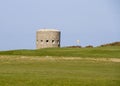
left=0, top=0, right=120, bottom=50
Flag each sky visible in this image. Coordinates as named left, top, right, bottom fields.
left=0, top=0, right=120, bottom=50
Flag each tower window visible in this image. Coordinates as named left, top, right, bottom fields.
left=46, top=40, right=49, bottom=44
left=52, top=40, right=55, bottom=44
left=41, top=40, right=43, bottom=44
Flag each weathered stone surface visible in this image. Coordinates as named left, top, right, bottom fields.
left=36, top=29, right=61, bottom=49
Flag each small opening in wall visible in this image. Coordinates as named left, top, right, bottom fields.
left=41, top=40, right=43, bottom=42
left=41, top=40, right=43, bottom=44
left=52, top=40, right=55, bottom=44
left=46, top=40, right=49, bottom=44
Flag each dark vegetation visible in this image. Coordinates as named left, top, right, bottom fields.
left=64, top=42, right=120, bottom=48
left=64, top=46, right=82, bottom=48
left=100, top=42, right=120, bottom=47
left=85, top=45, right=94, bottom=48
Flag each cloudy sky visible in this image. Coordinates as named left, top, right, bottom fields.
left=0, top=0, right=120, bottom=50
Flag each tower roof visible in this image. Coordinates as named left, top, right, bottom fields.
left=37, top=29, right=60, bottom=32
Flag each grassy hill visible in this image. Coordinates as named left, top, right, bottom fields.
left=100, top=42, right=120, bottom=47
left=0, top=46, right=120, bottom=58
left=0, top=46, right=120, bottom=86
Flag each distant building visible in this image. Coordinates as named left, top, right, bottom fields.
left=36, top=29, right=61, bottom=49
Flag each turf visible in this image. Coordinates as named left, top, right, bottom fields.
left=0, top=56, right=119, bottom=86
left=0, top=46, right=120, bottom=86
left=0, top=46, right=120, bottom=58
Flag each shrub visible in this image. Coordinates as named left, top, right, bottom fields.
left=100, top=42, right=120, bottom=47
left=85, top=45, right=93, bottom=48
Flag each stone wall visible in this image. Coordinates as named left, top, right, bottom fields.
left=36, top=29, right=60, bottom=49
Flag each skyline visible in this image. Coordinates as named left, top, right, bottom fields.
left=0, top=0, right=120, bottom=50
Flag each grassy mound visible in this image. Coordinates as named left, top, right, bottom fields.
left=0, top=46, right=120, bottom=86
left=100, top=42, right=120, bottom=47
left=0, top=46, right=120, bottom=58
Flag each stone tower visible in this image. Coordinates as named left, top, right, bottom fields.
left=36, top=29, right=61, bottom=49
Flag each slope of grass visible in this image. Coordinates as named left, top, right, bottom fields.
left=0, top=56, right=119, bottom=86
left=0, top=46, right=120, bottom=58
left=0, top=46, right=120, bottom=86
left=100, top=42, right=120, bottom=47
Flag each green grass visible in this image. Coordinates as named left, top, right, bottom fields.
left=0, top=56, right=120, bottom=86
left=0, top=46, right=120, bottom=58
left=0, top=46, right=120, bottom=86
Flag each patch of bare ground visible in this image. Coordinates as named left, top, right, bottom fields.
left=0, top=55, right=120, bottom=62
left=53, top=57, right=120, bottom=62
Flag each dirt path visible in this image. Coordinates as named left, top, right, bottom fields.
left=0, top=55, right=120, bottom=62
left=58, top=57, right=120, bottom=62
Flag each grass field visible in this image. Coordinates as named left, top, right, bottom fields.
left=0, top=46, right=120, bottom=58
left=0, top=46, right=120, bottom=86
